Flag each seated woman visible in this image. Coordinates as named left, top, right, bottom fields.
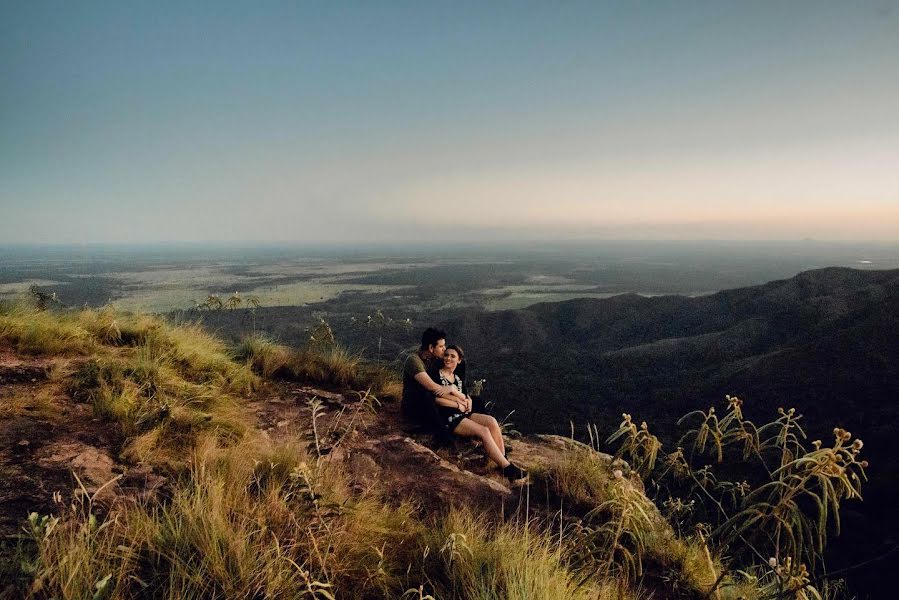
left=429, top=344, right=527, bottom=483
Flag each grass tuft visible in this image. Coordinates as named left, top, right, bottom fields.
left=410, top=509, right=623, bottom=600
left=238, top=334, right=400, bottom=400
left=0, top=306, right=96, bottom=355
left=236, top=334, right=293, bottom=378
left=535, top=443, right=615, bottom=510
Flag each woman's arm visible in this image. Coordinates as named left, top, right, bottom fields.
left=434, top=395, right=467, bottom=410
left=444, top=376, right=471, bottom=410
left=417, top=369, right=469, bottom=410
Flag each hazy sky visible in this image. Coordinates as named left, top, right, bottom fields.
left=2, top=2, right=898, bottom=244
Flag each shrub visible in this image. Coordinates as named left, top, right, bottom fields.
left=606, top=396, right=867, bottom=599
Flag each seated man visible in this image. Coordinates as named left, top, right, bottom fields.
left=402, top=327, right=453, bottom=430
left=402, top=329, right=528, bottom=483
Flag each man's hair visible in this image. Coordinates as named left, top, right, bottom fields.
left=420, top=327, right=447, bottom=350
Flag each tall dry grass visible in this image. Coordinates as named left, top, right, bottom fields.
left=1, top=304, right=258, bottom=469
left=0, top=305, right=97, bottom=355
left=4, top=305, right=755, bottom=599
left=237, top=334, right=400, bottom=400
left=23, top=437, right=649, bottom=600
left=24, top=438, right=408, bottom=599
left=408, top=509, right=631, bottom=600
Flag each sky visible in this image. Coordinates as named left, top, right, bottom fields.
left=2, top=1, right=898, bottom=244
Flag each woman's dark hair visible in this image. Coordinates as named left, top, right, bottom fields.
left=445, top=344, right=464, bottom=361
left=420, top=327, right=447, bottom=350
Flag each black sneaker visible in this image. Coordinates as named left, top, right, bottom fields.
left=503, top=463, right=528, bottom=483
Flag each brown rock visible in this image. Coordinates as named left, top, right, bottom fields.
left=36, top=442, right=117, bottom=492
left=347, top=452, right=380, bottom=490
left=352, top=435, right=512, bottom=513
left=292, top=387, right=345, bottom=405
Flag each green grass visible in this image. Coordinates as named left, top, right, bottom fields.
left=1, top=304, right=258, bottom=470
left=3, top=305, right=788, bottom=600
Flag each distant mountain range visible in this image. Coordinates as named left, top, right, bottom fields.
left=444, top=267, right=897, bottom=431
left=441, top=267, right=899, bottom=597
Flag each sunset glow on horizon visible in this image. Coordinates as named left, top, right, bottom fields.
left=2, top=2, right=897, bottom=244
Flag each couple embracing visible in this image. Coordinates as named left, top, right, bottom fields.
left=402, top=327, right=528, bottom=484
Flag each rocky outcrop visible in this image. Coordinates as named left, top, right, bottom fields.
left=0, top=351, right=621, bottom=549
left=249, top=382, right=624, bottom=520
left=350, top=434, right=512, bottom=510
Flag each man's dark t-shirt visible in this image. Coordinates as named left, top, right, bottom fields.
left=402, top=353, right=434, bottom=423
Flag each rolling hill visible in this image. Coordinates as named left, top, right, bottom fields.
left=440, top=267, right=899, bottom=597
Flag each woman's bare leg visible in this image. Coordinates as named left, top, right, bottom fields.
left=468, top=413, right=505, bottom=456
left=453, top=418, right=510, bottom=467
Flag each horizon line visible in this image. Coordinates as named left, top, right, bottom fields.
left=3, top=238, right=899, bottom=249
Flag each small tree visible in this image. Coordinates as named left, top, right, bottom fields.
left=225, top=292, right=242, bottom=311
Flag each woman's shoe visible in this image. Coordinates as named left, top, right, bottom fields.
left=503, top=463, right=528, bottom=484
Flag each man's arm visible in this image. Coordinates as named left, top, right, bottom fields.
left=414, top=372, right=470, bottom=411
left=413, top=371, right=454, bottom=398
left=434, top=395, right=466, bottom=409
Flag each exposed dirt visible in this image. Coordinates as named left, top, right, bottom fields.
left=248, top=381, right=623, bottom=521
left=249, top=383, right=518, bottom=512
left=0, top=346, right=619, bottom=559
left=0, top=353, right=127, bottom=545
left=0, top=351, right=58, bottom=385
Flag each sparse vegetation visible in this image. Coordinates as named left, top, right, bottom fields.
left=532, top=436, right=720, bottom=597
left=22, top=438, right=412, bottom=599
left=0, top=304, right=870, bottom=599
left=606, top=395, right=867, bottom=599
left=1, top=302, right=258, bottom=470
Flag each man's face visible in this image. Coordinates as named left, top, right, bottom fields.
left=429, top=339, right=447, bottom=359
